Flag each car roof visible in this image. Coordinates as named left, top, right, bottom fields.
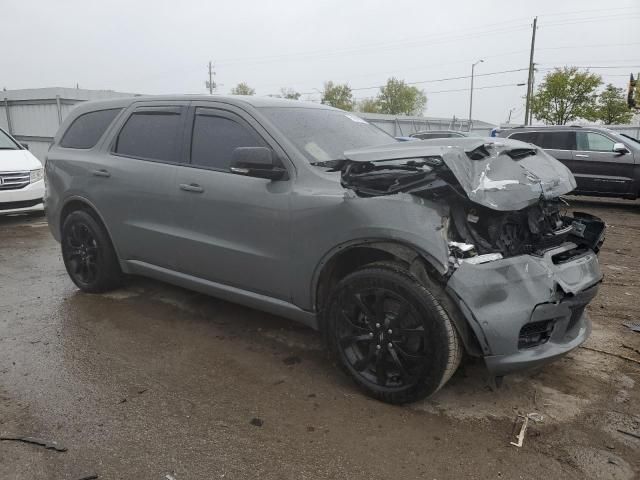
left=412, top=130, right=468, bottom=134
left=499, top=125, right=602, bottom=131
left=66, top=95, right=339, bottom=114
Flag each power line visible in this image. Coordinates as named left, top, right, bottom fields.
left=215, top=25, right=531, bottom=68
left=312, top=68, right=528, bottom=95
left=352, top=82, right=526, bottom=101
left=542, top=13, right=640, bottom=28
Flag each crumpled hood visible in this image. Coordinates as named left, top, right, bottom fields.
left=343, top=137, right=577, bottom=211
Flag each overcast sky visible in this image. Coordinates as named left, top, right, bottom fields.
left=3, top=0, right=639, bottom=124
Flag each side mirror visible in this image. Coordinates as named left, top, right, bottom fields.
left=613, top=142, right=629, bottom=155
left=20, top=143, right=29, bottom=150
left=230, top=147, right=286, bottom=180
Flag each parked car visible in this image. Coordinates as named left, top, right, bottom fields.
left=410, top=130, right=471, bottom=140
left=0, top=127, right=44, bottom=215
left=496, top=125, right=640, bottom=200
left=45, top=96, right=604, bottom=404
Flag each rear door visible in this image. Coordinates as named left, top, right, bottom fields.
left=573, top=130, right=635, bottom=195
left=174, top=103, right=293, bottom=300
left=94, top=102, right=188, bottom=269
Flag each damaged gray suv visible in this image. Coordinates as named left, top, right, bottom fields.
left=45, top=96, right=605, bottom=404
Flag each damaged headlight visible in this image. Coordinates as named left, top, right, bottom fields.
left=448, top=241, right=503, bottom=267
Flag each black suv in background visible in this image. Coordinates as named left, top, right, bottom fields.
left=496, top=126, right=640, bottom=200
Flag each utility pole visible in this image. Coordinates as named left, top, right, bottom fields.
left=206, top=61, right=216, bottom=94
left=524, top=16, right=537, bottom=126
left=468, top=59, right=484, bottom=127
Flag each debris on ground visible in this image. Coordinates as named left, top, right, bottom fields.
left=0, top=435, right=67, bottom=452
left=621, top=344, right=640, bottom=356
left=622, top=322, right=640, bottom=333
left=249, top=418, right=264, bottom=427
left=76, top=475, right=98, bottom=480
left=617, top=429, right=640, bottom=440
left=510, top=413, right=543, bottom=448
left=580, top=345, right=640, bottom=365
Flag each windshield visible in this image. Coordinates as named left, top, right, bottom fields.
left=0, top=129, right=20, bottom=150
left=259, top=107, right=395, bottom=163
left=621, top=133, right=640, bottom=145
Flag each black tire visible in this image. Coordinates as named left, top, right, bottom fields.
left=325, top=263, right=461, bottom=404
left=61, top=209, right=123, bottom=293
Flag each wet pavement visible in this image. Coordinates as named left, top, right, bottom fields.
left=1, top=199, right=639, bottom=480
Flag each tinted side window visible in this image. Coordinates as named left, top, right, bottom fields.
left=577, top=132, right=615, bottom=152
left=191, top=111, right=265, bottom=170
left=537, top=131, right=576, bottom=150
left=115, top=109, right=184, bottom=162
left=60, top=108, right=122, bottom=149
left=510, top=132, right=539, bottom=144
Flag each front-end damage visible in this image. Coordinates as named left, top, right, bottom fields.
left=334, top=138, right=606, bottom=377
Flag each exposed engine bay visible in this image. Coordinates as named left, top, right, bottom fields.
left=448, top=200, right=605, bottom=263
left=331, top=139, right=606, bottom=267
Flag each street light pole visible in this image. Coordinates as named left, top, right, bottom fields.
left=469, top=59, right=484, bottom=126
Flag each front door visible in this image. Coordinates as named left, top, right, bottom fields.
left=573, top=131, right=635, bottom=195
left=174, top=104, right=293, bottom=301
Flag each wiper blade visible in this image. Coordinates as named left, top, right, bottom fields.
left=310, top=159, right=347, bottom=169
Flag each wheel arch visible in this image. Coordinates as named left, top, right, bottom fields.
left=59, top=196, right=122, bottom=264
left=313, top=239, right=482, bottom=357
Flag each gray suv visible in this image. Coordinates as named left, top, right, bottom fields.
left=45, top=96, right=605, bottom=404
left=496, top=125, right=640, bottom=199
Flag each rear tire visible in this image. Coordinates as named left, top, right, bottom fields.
left=325, top=263, right=461, bottom=404
left=61, top=210, right=123, bottom=293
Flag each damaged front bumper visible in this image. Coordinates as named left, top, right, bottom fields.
left=445, top=243, right=602, bottom=376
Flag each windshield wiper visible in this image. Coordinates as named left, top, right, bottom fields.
left=0, top=147, right=18, bottom=150
left=310, top=159, right=347, bottom=170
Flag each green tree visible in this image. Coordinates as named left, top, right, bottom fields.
left=357, top=97, right=381, bottom=113
left=594, top=84, right=633, bottom=125
left=230, top=82, right=255, bottom=95
left=531, top=67, right=602, bottom=124
left=321, top=81, right=354, bottom=111
left=279, top=88, right=301, bottom=100
left=376, top=77, right=426, bottom=116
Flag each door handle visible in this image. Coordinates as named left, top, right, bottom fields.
left=179, top=183, right=204, bottom=193
left=92, top=169, right=111, bottom=178
left=575, top=154, right=589, bottom=158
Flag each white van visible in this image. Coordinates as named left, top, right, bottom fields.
left=0, top=127, right=44, bottom=214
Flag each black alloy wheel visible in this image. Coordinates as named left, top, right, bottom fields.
left=61, top=209, right=123, bottom=293
left=326, top=263, right=461, bottom=404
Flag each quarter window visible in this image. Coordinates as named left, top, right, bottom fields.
left=191, top=111, right=265, bottom=170
left=60, top=108, right=122, bottom=149
left=577, top=132, right=615, bottom=152
left=115, top=109, right=184, bottom=162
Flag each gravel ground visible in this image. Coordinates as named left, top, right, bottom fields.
left=0, top=197, right=639, bottom=480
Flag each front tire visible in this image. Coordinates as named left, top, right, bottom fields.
left=325, top=263, right=461, bottom=404
left=61, top=210, right=123, bottom=293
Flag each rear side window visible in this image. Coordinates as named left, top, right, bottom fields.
left=60, top=108, right=122, bottom=149
left=190, top=110, right=266, bottom=170
left=510, top=132, right=539, bottom=144
left=537, top=131, right=575, bottom=150
left=577, top=132, right=615, bottom=152
left=115, top=108, right=184, bottom=162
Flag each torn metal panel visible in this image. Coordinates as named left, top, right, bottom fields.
left=446, top=243, right=601, bottom=373
left=342, top=138, right=576, bottom=211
